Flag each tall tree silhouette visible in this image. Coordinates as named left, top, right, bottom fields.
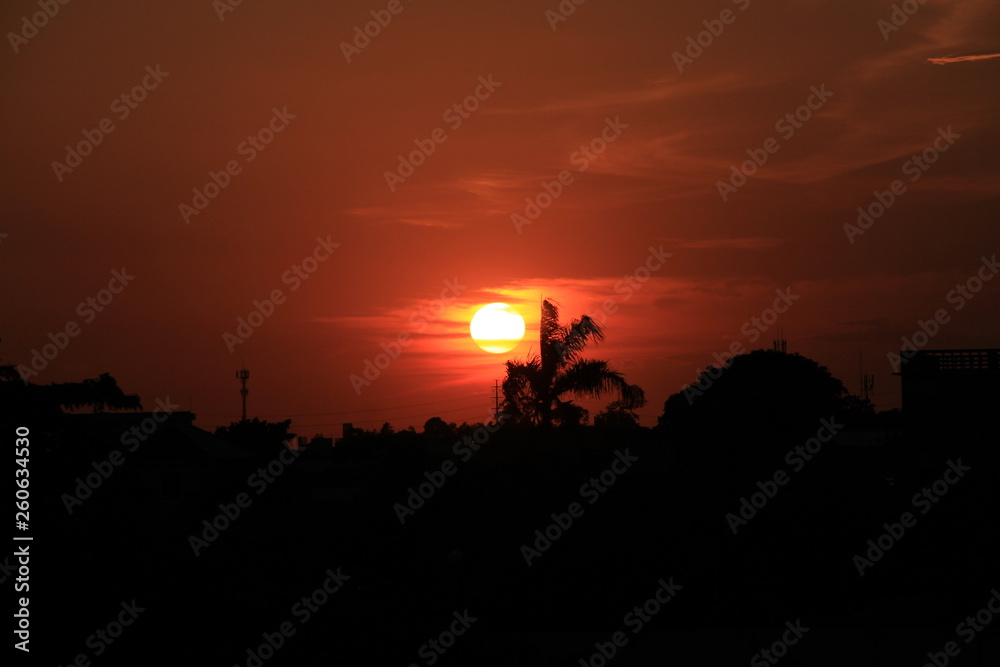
left=501, top=299, right=645, bottom=427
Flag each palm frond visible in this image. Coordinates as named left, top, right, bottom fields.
left=503, top=299, right=647, bottom=428
left=502, top=357, right=545, bottom=425
left=539, top=299, right=564, bottom=377
left=557, top=314, right=605, bottom=363
left=553, top=359, right=647, bottom=410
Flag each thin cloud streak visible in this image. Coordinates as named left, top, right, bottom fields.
left=928, top=52, right=1000, bottom=65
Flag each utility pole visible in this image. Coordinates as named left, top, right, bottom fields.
left=491, top=379, right=502, bottom=421
left=236, top=367, right=250, bottom=422
left=858, top=350, right=874, bottom=403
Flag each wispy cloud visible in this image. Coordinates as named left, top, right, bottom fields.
left=659, top=237, right=783, bottom=250
left=486, top=73, right=753, bottom=116
left=345, top=204, right=474, bottom=229
left=928, top=52, right=1000, bottom=65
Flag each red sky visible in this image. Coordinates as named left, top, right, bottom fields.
left=3, top=0, right=999, bottom=433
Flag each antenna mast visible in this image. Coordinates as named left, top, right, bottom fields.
left=772, top=327, right=787, bottom=353
left=236, top=367, right=250, bottom=422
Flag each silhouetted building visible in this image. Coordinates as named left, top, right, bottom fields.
left=897, top=348, right=999, bottom=435
left=299, top=434, right=334, bottom=451
left=60, top=410, right=255, bottom=517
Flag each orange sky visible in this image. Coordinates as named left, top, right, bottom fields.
left=2, top=0, right=999, bottom=433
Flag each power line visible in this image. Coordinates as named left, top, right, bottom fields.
left=195, top=394, right=486, bottom=419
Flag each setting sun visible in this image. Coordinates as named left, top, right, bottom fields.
left=470, top=303, right=526, bottom=354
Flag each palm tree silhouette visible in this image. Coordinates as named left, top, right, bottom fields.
left=501, top=299, right=646, bottom=427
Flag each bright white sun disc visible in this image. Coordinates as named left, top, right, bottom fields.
left=470, top=303, right=525, bottom=354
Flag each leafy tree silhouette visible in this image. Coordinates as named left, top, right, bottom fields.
left=594, top=400, right=641, bottom=429
left=501, top=299, right=645, bottom=427
left=658, top=350, right=868, bottom=468
left=54, top=372, right=143, bottom=412
left=552, top=400, right=588, bottom=427
left=0, top=365, right=141, bottom=419
left=422, top=416, right=454, bottom=438
left=0, top=363, right=20, bottom=383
